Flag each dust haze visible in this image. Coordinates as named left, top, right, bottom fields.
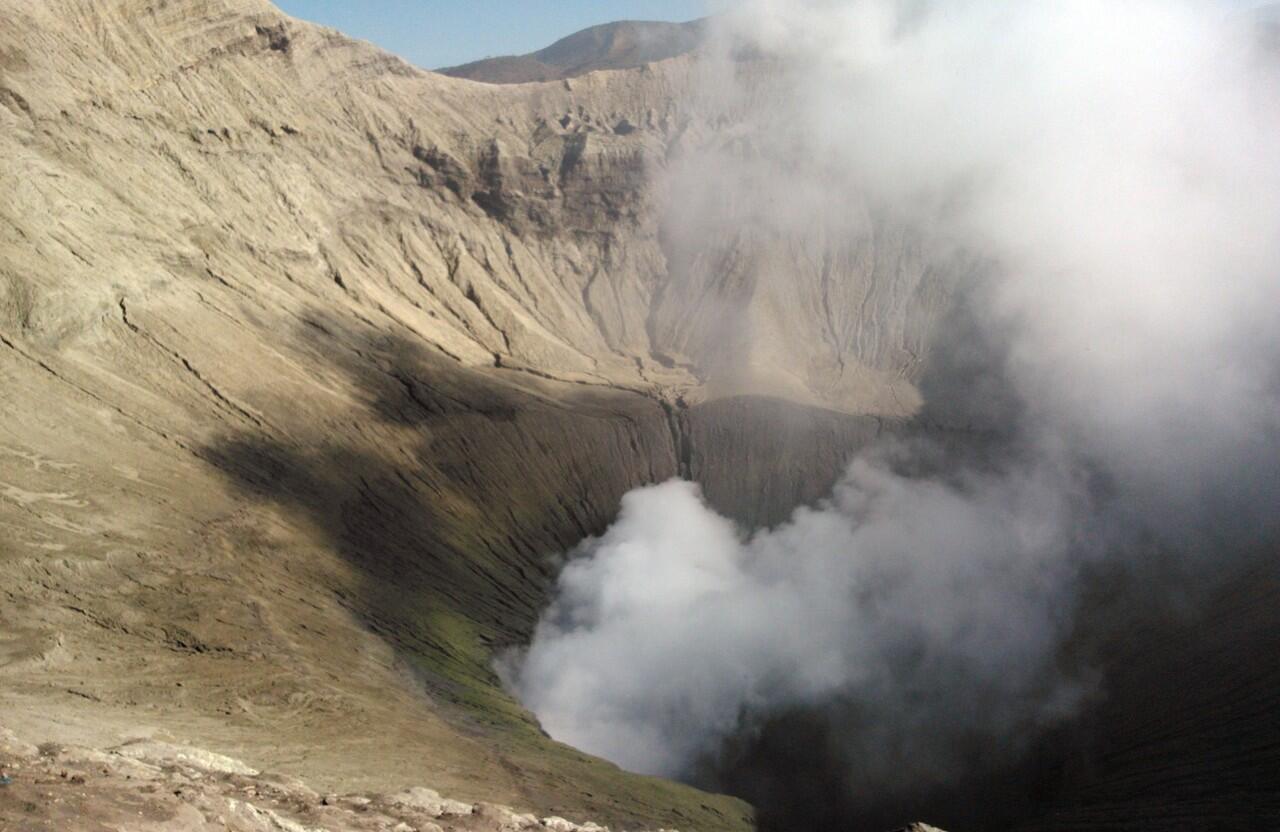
left=506, top=0, right=1280, bottom=818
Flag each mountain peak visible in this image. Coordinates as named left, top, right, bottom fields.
left=439, top=18, right=706, bottom=84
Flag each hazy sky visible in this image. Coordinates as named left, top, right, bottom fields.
left=273, top=1, right=708, bottom=69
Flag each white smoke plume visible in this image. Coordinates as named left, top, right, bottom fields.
left=510, top=454, right=1092, bottom=780
left=505, top=0, right=1280, bottom=809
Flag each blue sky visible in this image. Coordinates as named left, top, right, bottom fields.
left=273, top=1, right=708, bottom=70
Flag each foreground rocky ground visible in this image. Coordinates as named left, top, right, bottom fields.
left=0, top=723, right=953, bottom=832
left=0, top=724, right=675, bottom=832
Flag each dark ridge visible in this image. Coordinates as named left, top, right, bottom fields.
left=438, top=19, right=707, bottom=84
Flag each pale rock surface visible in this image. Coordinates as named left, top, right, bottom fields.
left=113, top=738, right=262, bottom=776
left=0, top=0, right=934, bottom=418
left=0, top=723, right=680, bottom=832
left=389, top=786, right=476, bottom=818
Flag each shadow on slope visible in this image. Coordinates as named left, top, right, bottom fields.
left=198, top=316, right=762, bottom=830
left=196, top=311, right=910, bottom=828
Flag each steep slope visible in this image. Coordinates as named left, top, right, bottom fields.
left=1018, top=561, right=1280, bottom=831
left=440, top=20, right=707, bottom=84
left=0, top=1, right=908, bottom=829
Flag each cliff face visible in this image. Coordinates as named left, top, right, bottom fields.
left=0, top=0, right=934, bottom=406
left=0, top=2, right=914, bottom=829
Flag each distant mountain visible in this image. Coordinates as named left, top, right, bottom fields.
left=439, top=19, right=707, bottom=83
